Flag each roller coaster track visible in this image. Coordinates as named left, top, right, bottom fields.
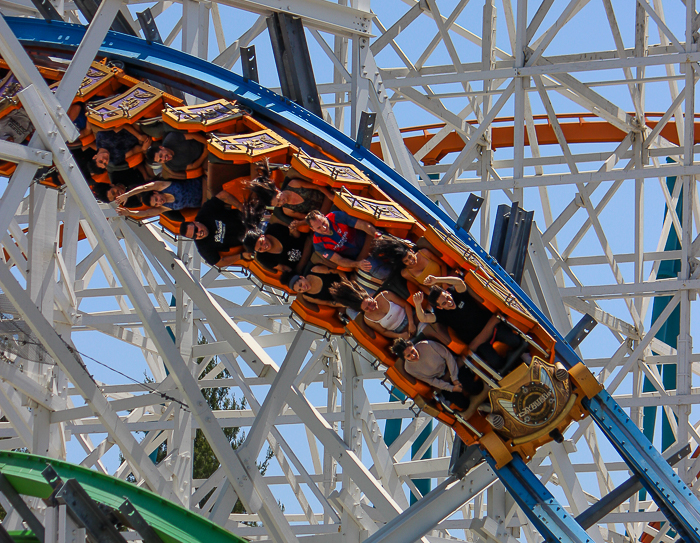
left=0, top=15, right=699, bottom=543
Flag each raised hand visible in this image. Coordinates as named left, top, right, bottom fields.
left=423, top=275, right=437, bottom=286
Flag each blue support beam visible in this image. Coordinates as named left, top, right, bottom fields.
left=587, top=391, right=700, bottom=543
left=484, top=453, right=594, bottom=543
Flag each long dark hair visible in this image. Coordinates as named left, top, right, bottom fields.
left=390, top=338, right=412, bottom=358
left=247, top=158, right=279, bottom=207
left=91, top=183, right=110, bottom=202
left=371, top=237, right=413, bottom=270
left=329, top=280, right=369, bottom=312
left=243, top=229, right=263, bottom=253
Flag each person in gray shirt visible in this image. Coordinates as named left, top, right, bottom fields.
left=391, top=338, right=489, bottom=419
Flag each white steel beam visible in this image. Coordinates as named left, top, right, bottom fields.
left=215, top=0, right=372, bottom=37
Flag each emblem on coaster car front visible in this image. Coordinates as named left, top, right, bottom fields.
left=489, top=357, right=571, bottom=440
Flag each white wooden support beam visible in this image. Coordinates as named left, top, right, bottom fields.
left=132, top=222, right=405, bottom=524
left=364, top=464, right=497, bottom=543
left=0, top=261, right=179, bottom=500
left=219, top=0, right=373, bottom=38
left=0, top=14, right=77, bottom=141
left=0, top=140, right=51, bottom=166
left=54, top=0, right=122, bottom=106
left=238, top=328, right=317, bottom=461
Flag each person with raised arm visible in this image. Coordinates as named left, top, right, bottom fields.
left=413, top=275, right=522, bottom=371
left=371, top=237, right=448, bottom=291
left=114, top=177, right=205, bottom=219
left=329, top=279, right=420, bottom=340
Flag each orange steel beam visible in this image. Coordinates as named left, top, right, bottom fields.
left=371, top=113, right=700, bottom=165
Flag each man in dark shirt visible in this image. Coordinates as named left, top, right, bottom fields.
left=414, top=275, right=521, bottom=371
left=147, top=130, right=207, bottom=178
left=243, top=223, right=310, bottom=273
left=179, top=191, right=246, bottom=267
left=93, top=126, right=148, bottom=169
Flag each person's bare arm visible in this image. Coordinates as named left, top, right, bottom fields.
left=186, top=148, right=209, bottom=170
left=282, top=208, right=308, bottom=220
left=287, top=178, right=334, bottom=200
left=215, top=190, right=244, bottom=211
left=162, top=165, right=187, bottom=180
left=115, top=181, right=168, bottom=206
left=468, top=314, right=500, bottom=351
left=184, top=132, right=208, bottom=144
left=116, top=206, right=168, bottom=219
left=412, top=292, right=436, bottom=323
left=328, top=252, right=372, bottom=271
left=302, top=294, right=340, bottom=307
left=423, top=275, right=466, bottom=292
left=353, top=219, right=378, bottom=237
left=124, top=144, right=144, bottom=160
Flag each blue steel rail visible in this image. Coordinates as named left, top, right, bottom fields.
left=8, top=17, right=700, bottom=542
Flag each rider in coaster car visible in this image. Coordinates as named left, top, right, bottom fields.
left=146, top=130, right=208, bottom=179
left=247, top=159, right=334, bottom=220
left=329, top=279, right=432, bottom=340
left=242, top=222, right=312, bottom=274
left=390, top=337, right=490, bottom=421
left=371, top=237, right=449, bottom=292
left=91, top=124, right=150, bottom=171
left=283, top=267, right=347, bottom=307
left=303, top=209, right=387, bottom=272
left=179, top=190, right=256, bottom=268
left=114, top=177, right=206, bottom=219
left=413, top=275, right=524, bottom=372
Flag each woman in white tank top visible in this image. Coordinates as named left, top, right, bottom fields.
left=329, top=280, right=418, bottom=339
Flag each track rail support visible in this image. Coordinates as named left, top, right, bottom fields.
left=576, top=444, right=691, bottom=529
left=118, top=499, right=165, bottom=543
left=56, top=479, right=127, bottom=543
left=137, top=9, right=162, bottom=44
left=241, top=45, right=259, bottom=83
left=267, top=12, right=323, bottom=117
left=357, top=111, right=377, bottom=149
left=565, top=314, right=598, bottom=350
left=0, top=474, right=45, bottom=541
left=457, top=193, right=484, bottom=234
left=485, top=453, right=595, bottom=543
left=588, top=391, right=700, bottom=543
